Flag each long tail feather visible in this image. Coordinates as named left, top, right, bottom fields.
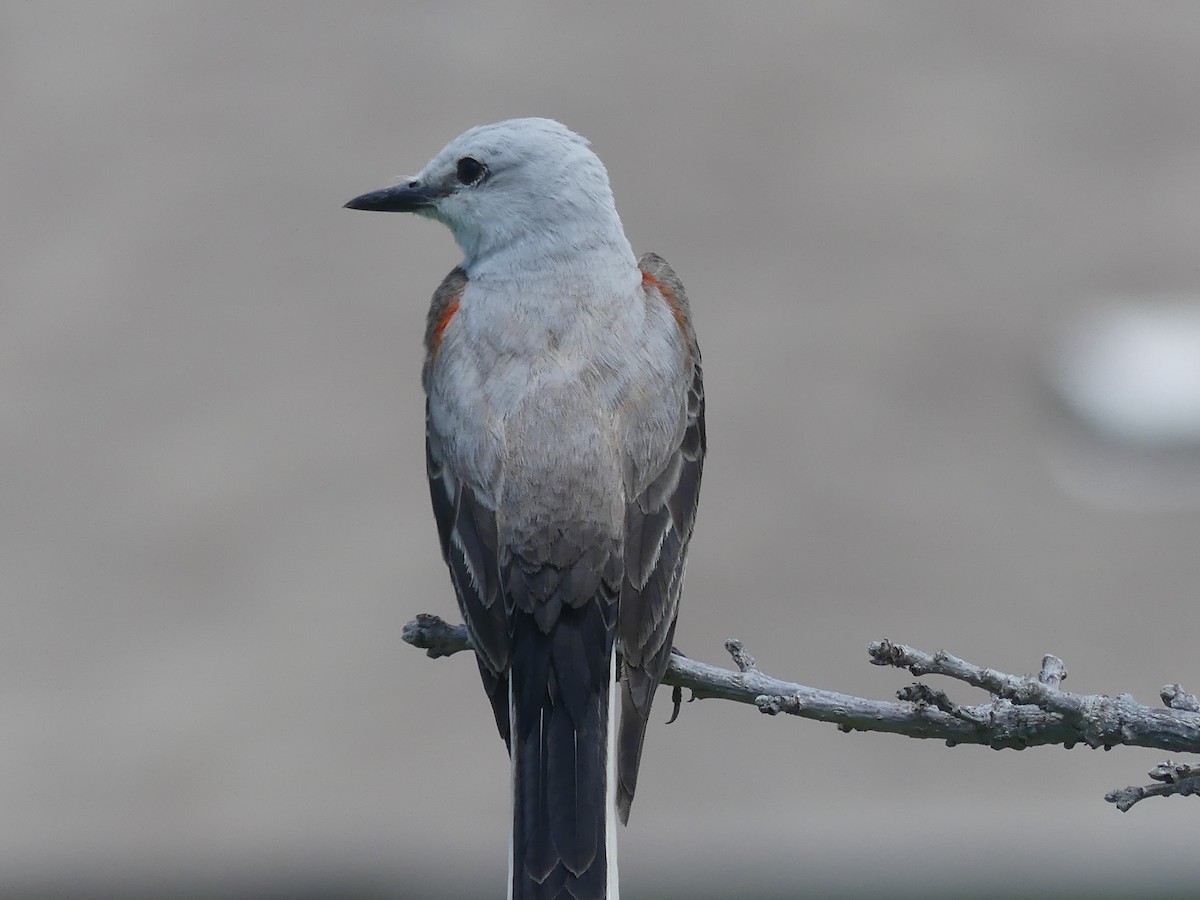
left=509, top=604, right=617, bottom=900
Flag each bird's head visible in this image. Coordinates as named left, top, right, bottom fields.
left=346, top=118, right=634, bottom=274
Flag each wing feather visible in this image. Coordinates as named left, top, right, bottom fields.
left=424, top=268, right=514, bottom=741
left=616, top=253, right=706, bottom=823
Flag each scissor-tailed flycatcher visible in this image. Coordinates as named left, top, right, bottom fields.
left=346, top=118, right=704, bottom=900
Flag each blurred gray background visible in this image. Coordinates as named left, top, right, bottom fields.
left=6, top=2, right=1200, bottom=897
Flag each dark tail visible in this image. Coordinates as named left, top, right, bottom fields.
left=509, top=603, right=618, bottom=900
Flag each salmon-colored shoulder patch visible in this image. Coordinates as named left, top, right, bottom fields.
left=429, top=296, right=460, bottom=359
left=642, top=270, right=687, bottom=334
left=425, top=268, right=467, bottom=364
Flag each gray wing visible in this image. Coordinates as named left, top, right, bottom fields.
left=423, top=268, right=513, bottom=742
left=616, top=252, right=706, bottom=822
left=426, top=404, right=513, bottom=742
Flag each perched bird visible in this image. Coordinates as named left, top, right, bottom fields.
left=346, top=118, right=704, bottom=900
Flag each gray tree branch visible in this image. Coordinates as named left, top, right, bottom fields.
left=401, top=614, right=1200, bottom=811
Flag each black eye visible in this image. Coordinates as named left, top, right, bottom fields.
left=456, top=156, right=486, bottom=185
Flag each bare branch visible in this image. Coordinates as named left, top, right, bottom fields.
left=402, top=615, right=1200, bottom=809
left=402, top=613, right=470, bottom=659
left=1162, top=684, right=1200, bottom=713
left=724, top=639, right=758, bottom=674
left=868, top=640, right=1200, bottom=753
left=1105, top=762, right=1200, bottom=811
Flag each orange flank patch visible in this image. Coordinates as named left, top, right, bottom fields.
left=430, top=296, right=460, bottom=359
left=642, top=270, right=687, bottom=334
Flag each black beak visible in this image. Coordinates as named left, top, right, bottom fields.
left=344, top=180, right=441, bottom=212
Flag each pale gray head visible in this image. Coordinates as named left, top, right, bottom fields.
left=346, top=118, right=636, bottom=276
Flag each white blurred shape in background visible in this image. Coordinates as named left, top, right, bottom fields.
left=1048, top=300, right=1200, bottom=508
